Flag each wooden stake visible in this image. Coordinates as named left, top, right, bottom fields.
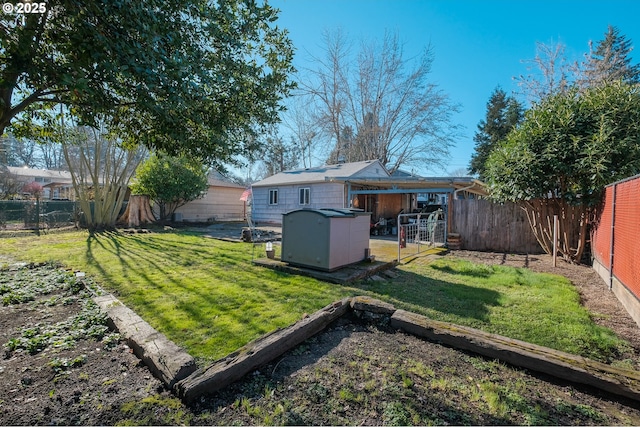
left=553, top=215, right=558, bottom=267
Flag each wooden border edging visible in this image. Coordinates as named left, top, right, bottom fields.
left=390, top=309, right=640, bottom=402
left=93, top=294, right=197, bottom=388
left=96, top=291, right=640, bottom=405
left=175, top=298, right=351, bottom=402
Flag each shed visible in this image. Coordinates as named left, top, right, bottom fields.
left=281, top=208, right=371, bottom=271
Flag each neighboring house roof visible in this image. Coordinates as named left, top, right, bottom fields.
left=391, top=169, right=417, bottom=177
left=252, top=160, right=389, bottom=187
left=7, top=166, right=73, bottom=184
left=207, top=178, right=244, bottom=188
left=9, top=166, right=244, bottom=190
left=207, top=170, right=245, bottom=189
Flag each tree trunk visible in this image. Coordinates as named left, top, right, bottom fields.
left=118, top=195, right=155, bottom=227
left=521, top=198, right=589, bottom=264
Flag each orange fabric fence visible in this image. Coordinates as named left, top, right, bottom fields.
left=592, top=175, right=640, bottom=298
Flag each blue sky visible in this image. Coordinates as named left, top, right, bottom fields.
left=270, top=0, right=640, bottom=175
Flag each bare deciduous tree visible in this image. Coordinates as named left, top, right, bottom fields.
left=8, top=136, right=38, bottom=168
left=281, top=94, right=319, bottom=168
left=39, top=141, right=67, bottom=170
left=514, top=40, right=572, bottom=104
left=62, top=125, right=146, bottom=232
left=301, top=29, right=460, bottom=174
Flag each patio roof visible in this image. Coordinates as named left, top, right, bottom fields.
left=325, top=176, right=488, bottom=197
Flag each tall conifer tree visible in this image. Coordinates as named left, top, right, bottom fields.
left=578, top=25, right=640, bottom=88
left=469, top=88, right=523, bottom=181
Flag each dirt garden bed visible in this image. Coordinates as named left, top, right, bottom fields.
left=2, top=252, right=640, bottom=425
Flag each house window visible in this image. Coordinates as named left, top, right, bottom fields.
left=299, top=187, right=310, bottom=205
left=269, top=189, right=278, bottom=205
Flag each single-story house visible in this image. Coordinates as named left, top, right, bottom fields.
left=250, top=159, right=487, bottom=226
left=172, top=173, right=246, bottom=222
left=7, top=166, right=75, bottom=200
left=250, top=160, right=387, bottom=224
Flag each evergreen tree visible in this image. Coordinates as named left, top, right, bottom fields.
left=469, top=88, right=524, bottom=181
left=326, top=126, right=355, bottom=164
left=579, top=25, right=640, bottom=88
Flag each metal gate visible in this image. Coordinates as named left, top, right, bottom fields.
left=397, top=209, right=446, bottom=261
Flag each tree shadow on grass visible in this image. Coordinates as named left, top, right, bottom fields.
left=83, top=231, right=231, bottom=332
left=429, top=262, right=494, bottom=278
left=82, top=231, right=503, bottom=363
left=351, top=267, right=502, bottom=323
left=82, top=231, right=349, bottom=359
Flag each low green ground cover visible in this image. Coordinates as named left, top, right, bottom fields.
left=0, top=229, right=627, bottom=363
left=1, top=262, right=120, bottom=358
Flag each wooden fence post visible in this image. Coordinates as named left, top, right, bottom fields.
left=553, top=215, right=558, bottom=267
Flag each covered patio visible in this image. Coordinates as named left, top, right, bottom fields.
left=325, top=176, right=488, bottom=236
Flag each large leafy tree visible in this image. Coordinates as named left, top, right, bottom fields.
left=485, top=82, right=640, bottom=263
left=469, top=87, right=523, bottom=181
left=130, top=153, right=209, bottom=222
left=0, top=0, right=295, bottom=166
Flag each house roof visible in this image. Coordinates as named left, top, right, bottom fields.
left=207, top=178, right=244, bottom=188
left=8, top=166, right=73, bottom=183
left=207, top=171, right=244, bottom=188
left=9, top=166, right=244, bottom=190
left=252, top=160, right=389, bottom=187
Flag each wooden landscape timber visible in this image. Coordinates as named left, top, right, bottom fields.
left=94, top=291, right=640, bottom=405
left=391, top=309, right=640, bottom=402
left=93, top=293, right=197, bottom=388
left=175, top=298, right=352, bottom=402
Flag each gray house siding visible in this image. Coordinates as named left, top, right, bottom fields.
left=251, top=182, right=345, bottom=224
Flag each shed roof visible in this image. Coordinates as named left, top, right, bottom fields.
left=283, top=208, right=369, bottom=218
left=252, top=160, right=389, bottom=187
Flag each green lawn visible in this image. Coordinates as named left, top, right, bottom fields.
left=0, top=229, right=627, bottom=364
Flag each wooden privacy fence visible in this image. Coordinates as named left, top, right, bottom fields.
left=450, top=198, right=542, bottom=254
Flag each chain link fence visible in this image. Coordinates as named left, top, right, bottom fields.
left=0, top=200, right=80, bottom=232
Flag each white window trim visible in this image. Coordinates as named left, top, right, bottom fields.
left=269, top=189, right=279, bottom=205
left=299, top=187, right=310, bottom=205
